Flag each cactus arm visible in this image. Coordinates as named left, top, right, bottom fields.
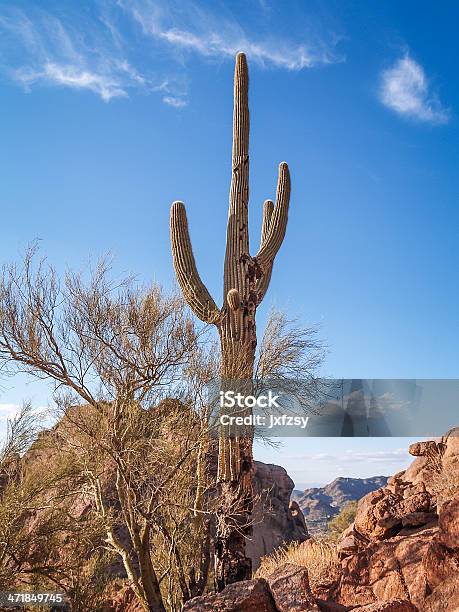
left=224, top=52, right=250, bottom=298
left=170, top=201, right=220, bottom=324
left=255, top=200, right=274, bottom=302
left=260, top=199, right=274, bottom=245
left=255, top=162, right=290, bottom=272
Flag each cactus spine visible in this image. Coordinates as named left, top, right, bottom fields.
left=170, top=52, right=290, bottom=588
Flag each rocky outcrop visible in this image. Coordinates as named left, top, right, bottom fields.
left=336, top=428, right=459, bottom=611
left=339, top=526, right=436, bottom=607
left=183, top=578, right=276, bottom=611
left=352, top=481, right=434, bottom=543
left=249, top=462, right=309, bottom=569
left=183, top=564, right=418, bottom=612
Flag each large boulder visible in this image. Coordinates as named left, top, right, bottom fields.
left=408, top=441, right=443, bottom=457
left=437, top=495, right=459, bottom=549
left=266, top=563, right=319, bottom=611
left=338, top=526, right=436, bottom=607
left=423, top=494, right=459, bottom=592
left=249, top=462, right=309, bottom=569
left=353, top=480, right=434, bottom=543
left=423, top=575, right=459, bottom=611
left=183, top=579, right=276, bottom=611
left=423, top=539, right=458, bottom=590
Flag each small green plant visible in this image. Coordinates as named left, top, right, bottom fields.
left=327, top=500, right=358, bottom=541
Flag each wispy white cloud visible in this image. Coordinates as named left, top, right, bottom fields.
left=15, top=63, right=129, bottom=101
left=118, top=0, right=343, bottom=70
left=0, top=2, right=342, bottom=105
left=0, top=8, right=150, bottom=102
left=162, top=95, right=187, bottom=108
left=292, top=448, right=410, bottom=464
left=380, top=55, right=449, bottom=124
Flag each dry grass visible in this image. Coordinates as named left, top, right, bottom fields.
left=255, top=539, right=340, bottom=590
left=431, top=464, right=459, bottom=510
left=423, top=443, right=459, bottom=509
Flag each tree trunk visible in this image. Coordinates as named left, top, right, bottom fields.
left=137, top=527, right=166, bottom=612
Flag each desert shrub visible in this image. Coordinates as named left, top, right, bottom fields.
left=428, top=452, right=459, bottom=510
left=327, top=500, right=358, bottom=541
left=255, top=539, right=339, bottom=590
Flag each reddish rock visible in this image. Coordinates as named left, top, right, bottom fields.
left=354, top=599, right=418, bottom=611
left=355, top=486, right=433, bottom=542
left=395, top=492, right=432, bottom=517
left=339, top=527, right=436, bottom=608
left=402, top=482, right=426, bottom=499
left=424, top=538, right=459, bottom=589
left=266, top=563, right=319, bottom=611
left=337, top=533, right=358, bottom=556
left=401, top=512, right=437, bottom=528
left=409, top=441, right=441, bottom=457
left=354, top=489, right=399, bottom=541
left=423, top=575, right=459, bottom=611
left=183, top=579, right=276, bottom=611
left=438, top=496, right=459, bottom=549
left=403, top=457, right=430, bottom=486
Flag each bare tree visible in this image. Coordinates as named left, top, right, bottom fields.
left=0, top=250, right=214, bottom=611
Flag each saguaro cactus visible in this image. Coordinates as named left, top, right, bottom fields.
left=170, top=52, right=290, bottom=588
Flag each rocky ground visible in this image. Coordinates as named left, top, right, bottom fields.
left=184, top=428, right=459, bottom=611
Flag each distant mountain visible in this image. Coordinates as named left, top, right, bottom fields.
left=292, top=476, right=388, bottom=535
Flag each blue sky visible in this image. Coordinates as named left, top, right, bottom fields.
left=0, top=0, right=458, bottom=487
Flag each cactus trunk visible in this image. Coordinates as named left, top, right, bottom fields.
left=170, top=51, right=291, bottom=589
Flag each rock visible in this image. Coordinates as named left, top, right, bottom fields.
left=401, top=512, right=437, bottom=528
left=402, top=482, right=426, bottom=499
left=355, top=487, right=433, bottom=541
left=339, top=527, right=436, bottom=608
left=409, top=441, right=441, bottom=457
left=290, top=500, right=308, bottom=532
left=438, top=495, right=459, bottom=549
left=316, top=601, right=349, bottom=611
left=183, top=579, right=276, bottom=611
left=403, top=457, right=429, bottom=484
left=423, top=538, right=459, bottom=589
left=249, top=462, right=309, bottom=570
left=337, top=534, right=358, bottom=556
left=354, top=599, right=418, bottom=611
left=266, top=563, right=319, bottom=611
left=423, top=575, right=459, bottom=611
left=387, top=472, right=405, bottom=486
left=340, top=524, right=354, bottom=539
left=354, top=489, right=395, bottom=541
left=337, top=524, right=369, bottom=557
left=396, top=492, right=432, bottom=516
